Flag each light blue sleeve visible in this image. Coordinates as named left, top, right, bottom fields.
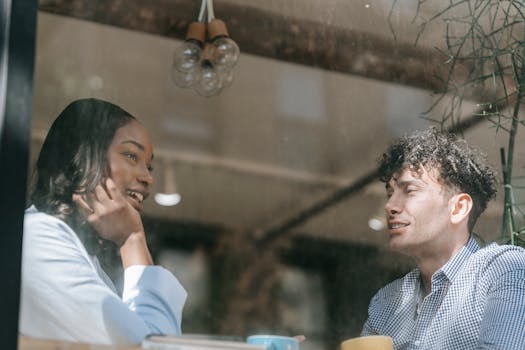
left=477, top=249, right=525, bottom=349
left=19, top=210, right=187, bottom=346
left=122, top=265, right=186, bottom=335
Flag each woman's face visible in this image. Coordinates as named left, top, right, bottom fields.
left=106, top=120, right=154, bottom=212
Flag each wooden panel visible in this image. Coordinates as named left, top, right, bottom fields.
left=39, top=0, right=452, bottom=92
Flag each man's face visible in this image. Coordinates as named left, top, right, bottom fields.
left=384, top=167, right=454, bottom=258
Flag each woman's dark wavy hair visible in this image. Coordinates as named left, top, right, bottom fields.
left=30, top=98, right=136, bottom=227
left=378, top=127, right=497, bottom=232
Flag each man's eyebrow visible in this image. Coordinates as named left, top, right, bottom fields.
left=386, top=178, right=423, bottom=189
left=397, top=180, right=424, bottom=187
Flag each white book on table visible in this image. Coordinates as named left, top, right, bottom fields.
left=142, top=335, right=266, bottom=350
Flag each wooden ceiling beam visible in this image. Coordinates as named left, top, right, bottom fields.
left=39, top=0, right=450, bottom=92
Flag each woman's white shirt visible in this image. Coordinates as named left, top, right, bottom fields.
left=19, top=206, right=186, bottom=345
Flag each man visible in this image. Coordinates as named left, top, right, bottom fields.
left=362, top=128, right=525, bottom=349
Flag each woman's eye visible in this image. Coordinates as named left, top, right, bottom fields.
left=125, top=153, right=138, bottom=162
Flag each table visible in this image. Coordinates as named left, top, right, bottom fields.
left=19, top=335, right=141, bottom=350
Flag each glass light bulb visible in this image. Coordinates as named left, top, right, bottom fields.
left=173, top=40, right=203, bottom=73
left=172, top=65, right=197, bottom=88
left=219, top=68, right=234, bottom=88
left=210, top=37, right=240, bottom=69
left=194, top=64, right=223, bottom=97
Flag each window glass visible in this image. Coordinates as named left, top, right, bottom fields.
left=29, top=1, right=521, bottom=348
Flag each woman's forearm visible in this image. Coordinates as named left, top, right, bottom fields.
left=119, top=232, right=153, bottom=268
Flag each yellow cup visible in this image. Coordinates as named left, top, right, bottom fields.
left=340, top=335, right=393, bottom=350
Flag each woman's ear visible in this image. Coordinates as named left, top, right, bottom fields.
left=450, top=193, right=473, bottom=225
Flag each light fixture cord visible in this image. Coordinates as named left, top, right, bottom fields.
left=207, top=0, right=215, bottom=22
left=198, top=0, right=207, bottom=22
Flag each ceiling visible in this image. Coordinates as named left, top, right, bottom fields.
left=30, top=1, right=523, bottom=249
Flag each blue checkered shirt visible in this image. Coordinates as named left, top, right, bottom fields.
left=362, top=237, right=525, bottom=349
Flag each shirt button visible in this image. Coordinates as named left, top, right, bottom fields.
left=414, top=340, right=421, bottom=346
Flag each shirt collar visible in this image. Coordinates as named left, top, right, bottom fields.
left=404, top=236, right=480, bottom=293
left=436, top=236, right=480, bottom=283
left=26, top=205, right=38, bottom=213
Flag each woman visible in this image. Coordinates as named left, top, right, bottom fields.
left=19, top=98, right=186, bottom=345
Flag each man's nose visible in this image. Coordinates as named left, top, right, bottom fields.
left=384, top=194, right=401, bottom=215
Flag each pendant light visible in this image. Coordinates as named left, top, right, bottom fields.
left=171, top=0, right=240, bottom=97
left=154, top=161, right=181, bottom=207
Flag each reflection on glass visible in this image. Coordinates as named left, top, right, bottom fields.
left=29, top=2, right=512, bottom=348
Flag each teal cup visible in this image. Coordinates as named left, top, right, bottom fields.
left=247, top=335, right=299, bottom=350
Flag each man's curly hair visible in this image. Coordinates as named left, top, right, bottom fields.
left=378, top=127, right=497, bottom=232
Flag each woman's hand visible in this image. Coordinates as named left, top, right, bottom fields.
left=73, top=178, right=143, bottom=246
left=294, top=335, right=306, bottom=343
left=72, top=178, right=153, bottom=267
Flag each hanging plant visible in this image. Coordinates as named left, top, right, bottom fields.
left=389, top=0, right=525, bottom=246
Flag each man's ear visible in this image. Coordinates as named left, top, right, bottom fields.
left=450, top=193, right=473, bottom=224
